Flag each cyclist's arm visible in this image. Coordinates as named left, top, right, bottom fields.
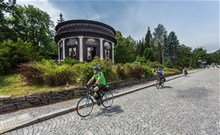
left=95, top=77, right=101, bottom=85
left=87, top=77, right=94, bottom=85
left=162, top=71, right=164, bottom=76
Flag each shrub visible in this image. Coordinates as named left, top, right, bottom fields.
left=17, top=62, right=40, bottom=84
left=0, top=39, right=40, bottom=75
left=71, top=63, right=93, bottom=85
left=61, top=58, right=79, bottom=66
left=142, top=65, right=153, bottom=78
left=135, top=55, right=146, bottom=63
left=147, top=61, right=164, bottom=68
left=133, top=66, right=144, bottom=79
left=164, top=68, right=181, bottom=74
left=18, top=57, right=158, bottom=86
left=18, top=59, right=76, bottom=86
left=115, top=65, right=127, bottom=80
left=124, top=64, right=145, bottom=79
left=71, top=57, right=119, bottom=85
left=164, top=59, right=174, bottom=68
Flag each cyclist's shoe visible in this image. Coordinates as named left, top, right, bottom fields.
left=94, top=95, right=101, bottom=106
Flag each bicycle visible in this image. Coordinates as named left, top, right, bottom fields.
left=76, top=85, right=113, bottom=117
left=156, top=76, right=164, bottom=89
left=183, top=70, right=188, bottom=76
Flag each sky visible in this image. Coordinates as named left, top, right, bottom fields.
left=16, top=0, right=219, bottom=52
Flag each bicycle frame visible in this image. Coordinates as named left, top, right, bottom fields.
left=76, top=85, right=113, bottom=117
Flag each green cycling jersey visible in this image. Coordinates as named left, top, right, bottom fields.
left=92, top=71, right=106, bottom=86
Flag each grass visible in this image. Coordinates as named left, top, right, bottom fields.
left=0, top=73, right=74, bottom=97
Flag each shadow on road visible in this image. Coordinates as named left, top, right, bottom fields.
left=162, top=86, right=173, bottom=89
left=94, top=105, right=124, bottom=117
left=80, top=105, right=124, bottom=120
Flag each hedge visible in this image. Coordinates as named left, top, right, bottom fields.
left=17, top=58, right=154, bottom=86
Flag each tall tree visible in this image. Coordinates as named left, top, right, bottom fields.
left=135, top=38, right=145, bottom=56
left=0, top=0, right=13, bottom=42
left=177, top=44, right=192, bottom=68
left=145, top=27, right=152, bottom=48
left=115, top=31, right=135, bottom=63
left=165, top=31, right=179, bottom=66
left=57, top=13, right=65, bottom=24
left=8, top=5, right=56, bottom=57
left=143, top=48, right=154, bottom=61
left=153, top=24, right=167, bottom=63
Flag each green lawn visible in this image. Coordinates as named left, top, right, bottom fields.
left=0, top=73, right=72, bottom=97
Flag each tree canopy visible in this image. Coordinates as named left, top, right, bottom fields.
left=114, top=31, right=136, bottom=63
left=153, top=24, right=167, bottom=63
left=0, top=3, right=56, bottom=74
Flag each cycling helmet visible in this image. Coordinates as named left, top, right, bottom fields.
left=92, top=66, right=100, bottom=71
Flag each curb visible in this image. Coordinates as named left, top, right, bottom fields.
left=1, top=70, right=200, bottom=134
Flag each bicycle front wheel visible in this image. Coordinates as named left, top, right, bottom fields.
left=101, top=91, right=113, bottom=108
left=76, top=96, right=94, bottom=117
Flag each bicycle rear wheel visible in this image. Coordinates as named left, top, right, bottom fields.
left=76, top=96, right=94, bottom=117
left=101, top=91, right=113, bottom=108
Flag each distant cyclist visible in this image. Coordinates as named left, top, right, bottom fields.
left=85, top=66, right=107, bottom=105
left=183, top=67, right=188, bottom=76
left=156, top=67, right=165, bottom=82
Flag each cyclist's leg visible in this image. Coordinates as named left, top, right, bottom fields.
left=93, top=86, right=102, bottom=105
left=93, top=86, right=99, bottom=97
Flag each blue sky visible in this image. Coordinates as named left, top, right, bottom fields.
left=17, top=0, right=219, bottom=52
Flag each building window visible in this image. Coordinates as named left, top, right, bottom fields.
left=104, top=42, right=111, bottom=59
left=105, top=49, right=110, bottom=59
left=85, top=38, right=98, bottom=46
left=67, top=39, right=78, bottom=46
left=68, top=47, right=76, bottom=59
left=87, top=47, right=93, bottom=60
left=87, top=47, right=96, bottom=60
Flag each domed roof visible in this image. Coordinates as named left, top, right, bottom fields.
left=55, top=20, right=117, bottom=43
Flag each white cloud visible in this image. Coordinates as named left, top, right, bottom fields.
left=17, top=0, right=64, bottom=24
left=88, top=14, right=101, bottom=21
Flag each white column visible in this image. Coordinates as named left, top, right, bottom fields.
left=112, top=42, right=115, bottom=62
left=99, top=38, right=104, bottom=60
left=62, top=39, right=65, bottom=60
left=58, top=40, right=60, bottom=62
left=78, top=36, right=83, bottom=62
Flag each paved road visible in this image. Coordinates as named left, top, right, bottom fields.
left=5, top=68, right=220, bottom=135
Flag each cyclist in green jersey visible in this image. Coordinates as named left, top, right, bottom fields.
left=85, top=66, right=107, bottom=105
